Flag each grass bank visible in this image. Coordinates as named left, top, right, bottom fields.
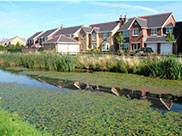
left=0, top=83, right=182, bottom=135
left=0, top=108, right=49, bottom=136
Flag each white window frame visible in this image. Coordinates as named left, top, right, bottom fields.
left=133, top=28, right=139, bottom=36
left=166, top=27, right=173, bottom=34
left=103, top=32, right=108, bottom=39
left=123, top=31, right=129, bottom=37
left=81, top=44, right=84, bottom=50
left=151, top=28, right=157, bottom=35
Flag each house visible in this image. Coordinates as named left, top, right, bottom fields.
left=43, top=34, right=80, bottom=54
left=53, top=25, right=83, bottom=41
left=174, top=21, right=182, bottom=54
left=27, top=31, right=43, bottom=48
left=117, top=12, right=176, bottom=55
left=88, top=21, right=120, bottom=52
left=36, top=28, right=59, bottom=46
left=1, top=36, right=26, bottom=46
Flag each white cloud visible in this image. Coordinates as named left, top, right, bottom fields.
left=89, top=2, right=158, bottom=13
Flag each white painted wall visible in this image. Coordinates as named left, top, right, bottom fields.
left=146, top=44, right=157, bottom=52
left=160, top=43, right=172, bottom=55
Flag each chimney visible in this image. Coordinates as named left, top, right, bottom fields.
left=61, top=24, right=64, bottom=29
left=123, top=15, right=127, bottom=24
left=119, top=15, right=123, bottom=24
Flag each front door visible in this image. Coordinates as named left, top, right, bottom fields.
left=132, top=43, right=140, bottom=51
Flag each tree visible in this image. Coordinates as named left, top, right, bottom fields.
left=166, top=32, right=175, bottom=43
left=116, top=33, right=125, bottom=49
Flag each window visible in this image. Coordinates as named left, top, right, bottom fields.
left=119, top=43, right=129, bottom=50
left=151, top=28, right=157, bottom=35
left=166, top=27, right=173, bottom=34
left=103, top=32, right=108, bottom=39
left=101, top=40, right=110, bottom=51
left=92, top=32, right=96, bottom=41
left=123, top=31, right=129, bottom=37
left=81, top=34, right=84, bottom=39
left=133, top=28, right=139, bottom=36
left=92, top=44, right=97, bottom=50
left=132, top=43, right=140, bottom=51
left=81, top=44, right=84, bottom=50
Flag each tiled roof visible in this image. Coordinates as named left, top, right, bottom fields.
left=140, top=12, right=172, bottom=28
left=43, top=35, right=79, bottom=44
left=145, top=36, right=167, bottom=43
left=28, top=31, right=43, bottom=40
left=37, top=28, right=58, bottom=39
left=90, top=21, right=119, bottom=32
left=118, top=18, right=135, bottom=31
left=118, top=12, right=173, bottom=32
left=53, top=25, right=83, bottom=37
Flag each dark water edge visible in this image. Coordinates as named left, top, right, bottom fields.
left=0, top=67, right=182, bottom=113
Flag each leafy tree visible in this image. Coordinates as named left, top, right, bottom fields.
left=116, top=33, right=125, bottom=49
left=166, top=32, right=175, bottom=43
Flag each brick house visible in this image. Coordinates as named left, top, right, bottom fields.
left=174, top=21, right=182, bottom=54
left=89, top=21, right=120, bottom=52
left=36, top=28, right=59, bottom=46
left=53, top=25, right=83, bottom=41
left=117, top=12, right=176, bottom=55
left=27, top=31, right=43, bottom=48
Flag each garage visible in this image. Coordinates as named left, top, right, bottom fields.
left=160, top=43, right=173, bottom=55
left=43, top=34, right=80, bottom=54
left=146, top=44, right=158, bottom=52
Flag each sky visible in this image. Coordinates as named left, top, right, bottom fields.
left=0, top=1, right=182, bottom=39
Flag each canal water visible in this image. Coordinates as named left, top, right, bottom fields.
left=0, top=68, right=182, bottom=113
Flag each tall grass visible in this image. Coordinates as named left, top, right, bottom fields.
left=0, top=53, right=75, bottom=72
left=139, top=57, right=182, bottom=80
left=0, top=53, right=182, bottom=80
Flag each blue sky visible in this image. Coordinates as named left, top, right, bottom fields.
left=1, top=1, right=182, bottom=39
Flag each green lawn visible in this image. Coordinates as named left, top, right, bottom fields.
left=19, top=69, right=182, bottom=96
left=0, top=108, right=49, bottom=136
left=0, top=83, right=182, bottom=135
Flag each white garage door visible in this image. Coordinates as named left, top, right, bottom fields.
left=58, top=44, right=68, bottom=53
left=69, top=44, right=79, bottom=54
left=160, top=44, right=172, bottom=55
left=146, top=44, right=157, bottom=52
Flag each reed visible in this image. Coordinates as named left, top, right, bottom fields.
left=0, top=53, right=75, bottom=72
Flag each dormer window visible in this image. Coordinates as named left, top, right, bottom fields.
left=103, top=32, right=108, bottom=39
left=92, top=32, right=96, bottom=41
left=151, top=28, right=157, bottom=35
left=166, top=27, right=173, bottom=34
left=133, top=28, right=139, bottom=36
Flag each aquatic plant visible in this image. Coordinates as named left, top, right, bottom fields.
left=0, top=83, right=182, bottom=135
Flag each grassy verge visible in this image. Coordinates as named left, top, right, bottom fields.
left=0, top=108, right=49, bottom=136
left=19, top=69, right=182, bottom=95
left=0, top=82, right=182, bottom=135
